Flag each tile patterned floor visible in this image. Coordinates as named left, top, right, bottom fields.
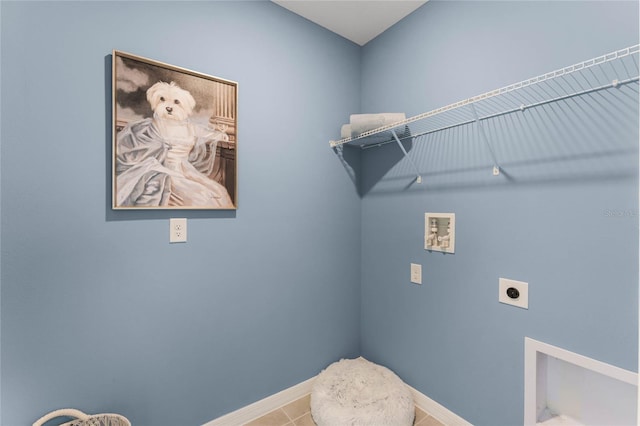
left=244, top=394, right=445, bottom=426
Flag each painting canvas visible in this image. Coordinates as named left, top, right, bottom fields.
left=112, top=50, right=237, bottom=210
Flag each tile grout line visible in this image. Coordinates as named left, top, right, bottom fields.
left=282, top=407, right=294, bottom=423
left=291, top=411, right=312, bottom=424
left=282, top=394, right=313, bottom=425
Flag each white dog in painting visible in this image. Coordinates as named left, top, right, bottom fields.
left=146, top=81, right=197, bottom=140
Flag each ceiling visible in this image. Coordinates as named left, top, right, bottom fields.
left=272, top=1, right=428, bottom=46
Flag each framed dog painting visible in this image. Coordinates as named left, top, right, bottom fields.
left=112, top=50, right=238, bottom=210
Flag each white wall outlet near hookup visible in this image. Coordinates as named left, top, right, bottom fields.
left=170, top=218, right=187, bottom=243
left=499, top=278, right=528, bottom=309
left=424, top=213, right=455, bottom=253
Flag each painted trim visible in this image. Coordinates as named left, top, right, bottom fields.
left=201, top=377, right=315, bottom=426
left=202, top=374, right=472, bottom=426
left=526, top=338, right=637, bottom=386
left=407, top=384, right=473, bottom=426
left=524, top=337, right=639, bottom=425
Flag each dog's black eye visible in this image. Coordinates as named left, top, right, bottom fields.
left=174, top=99, right=180, bottom=105
left=160, top=97, right=165, bottom=102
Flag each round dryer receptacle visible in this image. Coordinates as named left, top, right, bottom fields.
left=506, top=287, right=520, bottom=299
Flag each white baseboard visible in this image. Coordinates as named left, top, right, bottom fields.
left=203, top=374, right=471, bottom=426
left=201, top=377, right=315, bottom=426
left=408, top=384, right=473, bottom=426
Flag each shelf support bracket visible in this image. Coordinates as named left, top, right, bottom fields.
left=469, top=103, right=501, bottom=176
left=391, top=129, right=422, bottom=184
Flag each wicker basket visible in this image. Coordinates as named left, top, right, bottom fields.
left=33, top=408, right=131, bottom=426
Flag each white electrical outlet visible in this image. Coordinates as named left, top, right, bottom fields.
left=410, top=263, right=422, bottom=284
left=499, top=278, right=528, bottom=309
left=170, top=218, right=187, bottom=243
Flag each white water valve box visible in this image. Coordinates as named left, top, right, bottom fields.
left=425, top=213, right=455, bottom=253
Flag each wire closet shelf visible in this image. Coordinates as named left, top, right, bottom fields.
left=329, top=45, right=640, bottom=155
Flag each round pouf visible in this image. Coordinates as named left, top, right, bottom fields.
left=311, top=358, right=415, bottom=426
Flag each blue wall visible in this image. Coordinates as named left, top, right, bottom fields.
left=0, top=2, right=361, bottom=425
left=2, top=1, right=639, bottom=426
left=359, top=1, right=639, bottom=425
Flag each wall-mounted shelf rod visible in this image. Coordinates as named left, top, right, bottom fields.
left=329, top=45, right=639, bottom=151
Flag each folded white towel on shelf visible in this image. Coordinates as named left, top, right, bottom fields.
left=336, top=113, right=408, bottom=146
left=349, top=113, right=406, bottom=136
left=341, top=124, right=352, bottom=139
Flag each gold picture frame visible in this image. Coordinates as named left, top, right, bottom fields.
left=112, top=50, right=237, bottom=210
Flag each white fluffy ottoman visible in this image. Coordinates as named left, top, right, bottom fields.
left=311, top=358, right=415, bottom=426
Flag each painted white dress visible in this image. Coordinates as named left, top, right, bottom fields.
left=115, top=117, right=233, bottom=208
left=159, top=119, right=233, bottom=208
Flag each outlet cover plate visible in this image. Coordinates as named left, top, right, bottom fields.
left=499, top=278, right=528, bottom=309
left=410, top=263, right=422, bottom=284
left=170, top=218, right=187, bottom=243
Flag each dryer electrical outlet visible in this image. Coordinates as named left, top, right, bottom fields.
left=425, top=213, right=455, bottom=253
left=499, top=278, right=528, bottom=309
